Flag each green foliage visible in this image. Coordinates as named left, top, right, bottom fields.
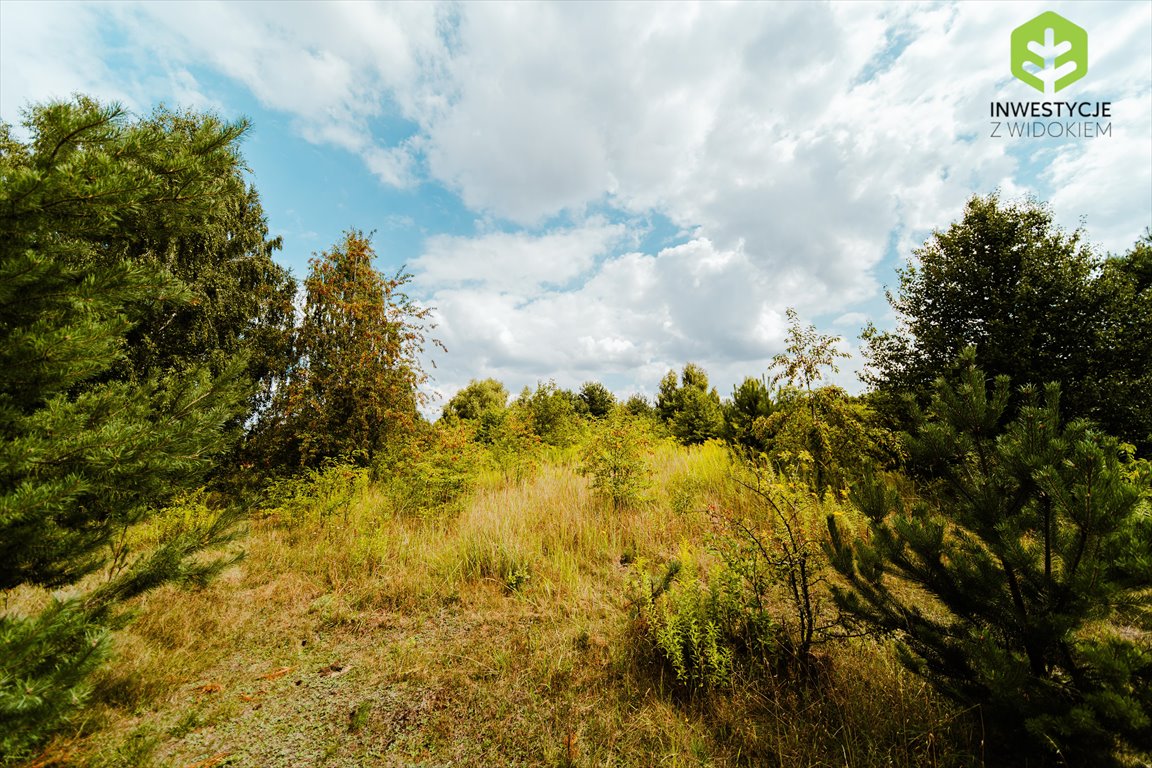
left=862, top=194, right=1151, bottom=453
left=513, top=380, right=581, bottom=447
left=656, top=364, right=724, bottom=445
left=631, top=465, right=845, bottom=691
left=0, top=602, right=109, bottom=765
left=827, top=352, right=1152, bottom=765
left=759, top=310, right=890, bottom=496
left=579, top=413, right=653, bottom=510
left=631, top=557, right=743, bottom=691
left=380, top=422, right=481, bottom=517
left=1, top=96, right=257, bottom=759
left=770, top=307, right=849, bottom=393
left=577, top=381, right=616, bottom=419
left=722, top=376, right=775, bottom=455
left=88, top=108, right=297, bottom=424
left=262, top=459, right=370, bottom=527
left=757, top=386, right=896, bottom=497
left=441, top=378, right=509, bottom=424
left=259, top=230, right=439, bottom=468
left=621, top=393, right=657, bottom=421
left=486, top=408, right=544, bottom=483
left=714, top=468, right=841, bottom=667
left=1091, top=232, right=1152, bottom=453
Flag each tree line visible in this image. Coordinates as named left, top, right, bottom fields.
left=2, top=96, right=1149, bottom=765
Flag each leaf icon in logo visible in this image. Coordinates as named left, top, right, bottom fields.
left=1011, top=12, right=1088, bottom=94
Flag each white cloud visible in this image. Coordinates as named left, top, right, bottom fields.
left=413, top=221, right=627, bottom=294
left=3, top=0, right=1149, bottom=403
left=0, top=2, right=126, bottom=124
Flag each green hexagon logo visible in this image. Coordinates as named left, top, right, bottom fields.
left=1011, top=12, right=1088, bottom=94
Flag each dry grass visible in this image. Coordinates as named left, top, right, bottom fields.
left=27, top=440, right=980, bottom=768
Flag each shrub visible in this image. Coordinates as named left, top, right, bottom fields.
left=579, top=414, right=653, bottom=510
left=262, top=459, right=369, bottom=527
left=514, top=380, right=582, bottom=447
left=630, top=557, right=748, bottom=691
left=487, top=409, right=544, bottom=483
left=380, top=423, right=481, bottom=517
left=712, top=461, right=847, bottom=670
left=441, top=378, right=509, bottom=423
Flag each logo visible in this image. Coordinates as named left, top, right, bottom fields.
left=989, top=13, right=1109, bottom=139
left=1011, top=12, right=1088, bottom=94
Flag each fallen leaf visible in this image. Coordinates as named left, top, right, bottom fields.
left=183, top=752, right=230, bottom=768
left=25, top=751, right=73, bottom=768
left=194, top=683, right=223, bottom=694
left=258, top=666, right=293, bottom=680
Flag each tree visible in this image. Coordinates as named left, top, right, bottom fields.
left=827, top=352, right=1152, bottom=765
left=442, top=378, right=509, bottom=422
left=656, top=363, right=724, bottom=445
left=862, top=194, right=1149, bottom=452
left=621, top=393, right=657, bottom=420
left=756, top=386, right=893, bottom=496
left=85, top=107, right=297, bottom=421
left=579, top=412, right=652, bottom=510
left=770, top=307, right=849, bottom=394
left=1, top=97, right=252, bottom=761
left=578, top=380, right=616, bottom=419
left=763, top=308, right=862, bottom=495
left=512, top=380, right=580, bottom=447
left=1090, top=232, right=1152, bottom=452
left=441, top=378, right=509, bottom=444
left=722, top=376, right=775, bottom=454
left=261, top=230, right=439, bottom=468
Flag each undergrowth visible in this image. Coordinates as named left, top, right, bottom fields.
left=20, top=439, right=985, bottom=767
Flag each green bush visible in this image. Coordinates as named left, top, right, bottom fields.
left=441, top=378, right=509, bottom=423
left=713, top=466, right=842, bottom=667
left=631, top=552, right=776, bottom=691
left=656, top=364, right=724, bottom=445
left=262, top=459, right=369, bottom=526
left=514, top=380, right=582, bottom=447
left=381, top=423, right=481, bottom=517
left=579, top=414, right=653, bottom=510
left=486, top=409, right=544, bottom=483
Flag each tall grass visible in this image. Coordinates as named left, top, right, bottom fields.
left=26, top=440, right=982, bottom=767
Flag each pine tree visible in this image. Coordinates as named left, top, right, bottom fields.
left=656, top=363, right=724, bottom=445
left=722, top=375, right=775, bottom=455
left=827, top=351, right=1152, bottom=765
left=1, top=97, right=253, bottom=762
left=578, top=380, right=616, bottom=419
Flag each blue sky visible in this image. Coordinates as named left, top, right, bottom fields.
left=2, top=1, right=1149, bottom=406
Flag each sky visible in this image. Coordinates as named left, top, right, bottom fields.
left=2, top=1, right=1150, bottom=409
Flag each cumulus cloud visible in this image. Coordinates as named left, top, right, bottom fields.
left=3, top=0, right=1148, bottom=402
left=413, top=220, right=628, bottom=294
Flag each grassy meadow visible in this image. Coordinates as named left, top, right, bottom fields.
left=17, top=439, right=982, bottom=768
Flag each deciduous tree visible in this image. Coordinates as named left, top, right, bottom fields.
left=862, top=194, right=1149, bottom=452
left=261, top=230, right=439, bottom=468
